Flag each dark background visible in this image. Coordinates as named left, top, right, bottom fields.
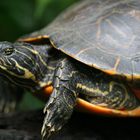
left=0, top=0, right=79, bottom=41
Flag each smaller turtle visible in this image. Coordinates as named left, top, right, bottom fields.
left=0, top=0, right=140, bottom=139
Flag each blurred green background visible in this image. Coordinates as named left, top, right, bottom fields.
left=0, top=0, right=79, bottom=110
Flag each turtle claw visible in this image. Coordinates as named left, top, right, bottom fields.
left=43, top=89, right=58, bottom=114
left=41, top=126, right=47, bottom=140
left=41, top=123, right=56, bottom=140
left=41, top=107, right=61, bottom=139
left=41, top=94, right=73, bottom=139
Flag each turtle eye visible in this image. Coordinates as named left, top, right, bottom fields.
left=3, top=48, right=14, bottom=56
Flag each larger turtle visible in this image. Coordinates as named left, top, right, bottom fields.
left=0, top=0, right=140, bottom=139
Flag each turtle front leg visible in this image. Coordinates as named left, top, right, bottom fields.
left=41, top=59, right=78, bottom=139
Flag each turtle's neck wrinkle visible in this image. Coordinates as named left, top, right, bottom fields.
left=32, top=44, right=60, bottom=91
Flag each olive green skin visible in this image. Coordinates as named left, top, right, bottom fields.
left=23, top=0, right=140, bottom=86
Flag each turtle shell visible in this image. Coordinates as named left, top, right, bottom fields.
left=19, top=0, right=140, bottom=82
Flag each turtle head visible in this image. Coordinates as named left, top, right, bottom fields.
left=0, top=41, right=50, bottom=91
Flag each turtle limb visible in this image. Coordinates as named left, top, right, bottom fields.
left=41, top=59, right=78, bottom=139
left=0, top=78, right=23, bottom=113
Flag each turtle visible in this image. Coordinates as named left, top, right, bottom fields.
left=0, top=0, right=140, bottom=139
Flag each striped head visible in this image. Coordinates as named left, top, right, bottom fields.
left=0, top=41, right=50, bottom=91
